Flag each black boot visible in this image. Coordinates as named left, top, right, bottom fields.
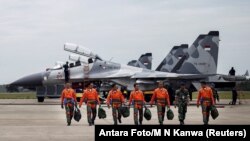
left=89, top=122, right=92, bottom=126
left=67, top=121, right=71, bottom=126
left=180, top=120, right=184, bottom=125
left=118, top=118, right=122, bottom=123
left=139, top=121, right=142, bottom=125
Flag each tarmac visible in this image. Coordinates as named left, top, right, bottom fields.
left=0, top=99, right=249, bottom=141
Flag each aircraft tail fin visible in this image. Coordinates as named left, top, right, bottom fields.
left=244, top=70, right=249, bottom=76
left=178, top=31, right=220, bottom=74
left=156, top=44, right=188, bottom=72
left=127, top=53, right=152, bottom=69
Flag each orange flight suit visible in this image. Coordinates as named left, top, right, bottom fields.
left=61, top=88, right=77, bottom=104
left=107, top=89, right=125, bottom=125
left=79, top=88, right=100, bottom=125
left=129, top=90, right=145, bottom=109
left=150, top=88, right=170, bottom=107
left=129, top=90, right=145, bottom=125
left=61, top=88, right=77, bottom=125
left=150, top=88, right=170, bottom=124
left=79, top=88, right=100, bottom=108
left=107, top=90, right=125, bottom=107
left=197, top=86, right=215, bottom=124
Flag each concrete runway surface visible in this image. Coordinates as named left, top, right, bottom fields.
left=0, top=99, right=249, bottom=141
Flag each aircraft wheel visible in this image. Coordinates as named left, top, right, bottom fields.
left=144, top=95, right=152, bottom=102
left=37, top=97, right=45, bottom=102
left=76, top=97, right=81, bottom=102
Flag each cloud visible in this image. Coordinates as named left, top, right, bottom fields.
left=0, top=0, right=250, bottom=84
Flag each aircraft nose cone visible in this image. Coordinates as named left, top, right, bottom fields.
left=10, top=72, right=45, bottom=86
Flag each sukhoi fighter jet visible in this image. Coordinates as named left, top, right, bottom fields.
left=11, top=31, right=247, bottom=102
left=155, top=32, right=247, bottom=89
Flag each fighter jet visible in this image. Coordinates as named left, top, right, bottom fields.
left=134, top=35, right=204, bottom=73
left=155, top=32, right=246, bottom=89
left=11, top=31, right=247, bottom=102
left=127, top=53, right=152, bottom=70
left=177, top=32, right=246, bottom=88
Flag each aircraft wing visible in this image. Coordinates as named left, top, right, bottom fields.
left=214, top=74, right=247, bottom=81
left=132, top=71, right=247, bottom=81
left=131, top=71, right=209, bottom=80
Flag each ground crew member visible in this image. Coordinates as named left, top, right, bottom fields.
left=229, top=67, right=236, bottom=76
left=211, top=83, right=219, bottom=104
left=61, top=83, right=77, bottom=126
left=150, top=81, right=170, bottom=125
left=107, top=84, right=125, bottom=125
left=128, top=83, right=145, bottom=125
left=63, top=62, right=69, bottom=82
left=197, top=81, right=215, bottom=125
left=231, top=87, right=238, bottom=105
left=79, top=83, right=100, bottom=126
left=175, top=82, right=189, bottom=125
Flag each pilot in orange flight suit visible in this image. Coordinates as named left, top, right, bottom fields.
left=150, top=81, right=170, bottom=125
left=79, top=83, right=100, bottom=126
left=197, top=81, right=215, bottom=125
left=128, top=83, right=145, bottom=125
left=61, top=83, right=77, bottom=126
left=107, top=84, right=125, bottom=125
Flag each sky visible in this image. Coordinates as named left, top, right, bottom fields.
left=0, top=0, right=250, bottom=84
